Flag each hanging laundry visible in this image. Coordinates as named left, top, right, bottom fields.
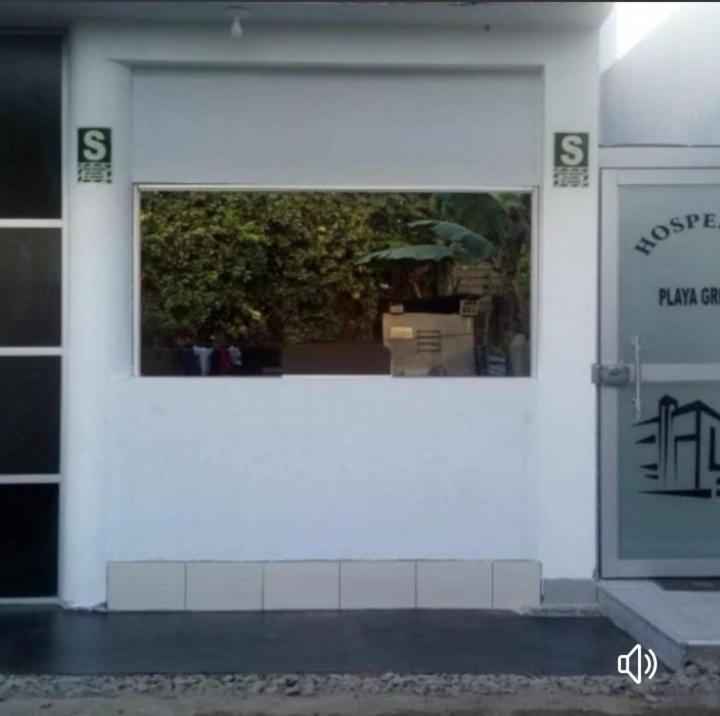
left=216, top=347, right=232, bottom=375
left=228, top=345, right=243, bottom=368
left=193, top=346, right=214, bottom=376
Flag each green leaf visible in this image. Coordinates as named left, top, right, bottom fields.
left=490, top=192, right=528, bottom=213
left=358, top=243, right=456, bottom=264
left=408, top=220, right=495, bottom=260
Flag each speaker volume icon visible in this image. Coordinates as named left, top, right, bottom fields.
left=617, top=644, right=658, bottom=685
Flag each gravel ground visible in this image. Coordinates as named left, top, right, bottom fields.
left=1, top=660, right=720, bottom=715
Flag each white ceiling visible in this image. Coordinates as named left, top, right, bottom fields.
left=0, top=2, right=612, bottom=30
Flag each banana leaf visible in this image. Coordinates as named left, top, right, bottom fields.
left=408, top=220, right=496, bottom=260
left=358, top=243, right=456, bottom=264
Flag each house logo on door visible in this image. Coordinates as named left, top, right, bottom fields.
left=635, top=395, right=720, bottom=498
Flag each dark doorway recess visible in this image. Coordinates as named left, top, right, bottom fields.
left=0, top=485, right=58, bottom=597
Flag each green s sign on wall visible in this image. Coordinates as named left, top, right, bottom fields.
left=553, top=132, right=589, bottom=188
left=77, top=128, right=112, bottom=183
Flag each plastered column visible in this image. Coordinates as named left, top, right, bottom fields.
left=60, top=24, right=133, bottom=607
left=537, top=32, right=600, bottom=579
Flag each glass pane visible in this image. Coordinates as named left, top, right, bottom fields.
left=619, top=381, right=720, bottom=560
left=0, top=35, right=61, bottom=218
left=0, top=229, right=61, bottom=346
left=618, top=184, right=720, bottom=364
left=140, top=191, right=532, bottom=377
left=0, top=357, right=60, bottom=474
left=0, top=484, right=58, bottom=597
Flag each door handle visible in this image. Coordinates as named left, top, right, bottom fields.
left=631, top=334, right=642, bottom=420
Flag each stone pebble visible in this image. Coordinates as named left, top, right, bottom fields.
left=1, top=660, right=719, bottom=701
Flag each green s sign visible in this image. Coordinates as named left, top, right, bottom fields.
left=78, top=128, right=112, bottom=183
left=553, top=132, right=589, bottom=188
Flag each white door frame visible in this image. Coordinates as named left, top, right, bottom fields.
left=599, top=147, right=720, bottom=577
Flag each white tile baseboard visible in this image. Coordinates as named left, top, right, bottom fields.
left=417, top=560, right=492, bottom=609
left=107, top=559, right=542, bottom=612
left=186, top=562, right=263, bottom=611
left=264, top=561, right=340, bottom=610
left=108, top=562, right=185, bottom=611
left=341, top=561, right=416, bottom=609
left=492, top=560, right=541, bottom=610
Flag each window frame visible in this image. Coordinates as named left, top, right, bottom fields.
left=133, top=184, right=539, bottom=380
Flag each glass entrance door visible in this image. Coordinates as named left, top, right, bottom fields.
left=601, top=169, right=720, bottom=577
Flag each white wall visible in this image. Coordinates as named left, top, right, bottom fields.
left=63, top=20, right=599, bottom=606
left=132, top=67, right=541, bottom=187
left=602, top=3, right=720, bottom=146
left=104, top=379, right=538, bottom=562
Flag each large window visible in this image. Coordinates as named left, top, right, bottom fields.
left=138, top=190, right=532, bottom=377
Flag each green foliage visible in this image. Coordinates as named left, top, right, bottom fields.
left=432, top=192, right=532, bottom=337
left=141, top=191, right=532, bottom=350
left=141, top=191, right=436, bottom=346
left=432, top=192, right=530, bottom=257
left=360, top=220, right=494, bottom=266
left=358, top=243, right=456, bottom=264
left=408, top=220, right=496, bottom=262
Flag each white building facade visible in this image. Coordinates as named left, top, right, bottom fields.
left=1, top=2, right=609, bottom=610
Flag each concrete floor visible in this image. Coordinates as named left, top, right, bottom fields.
left=0, top=607, right=635, bottom=675
left=600, top=580, right=720, bottom=669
